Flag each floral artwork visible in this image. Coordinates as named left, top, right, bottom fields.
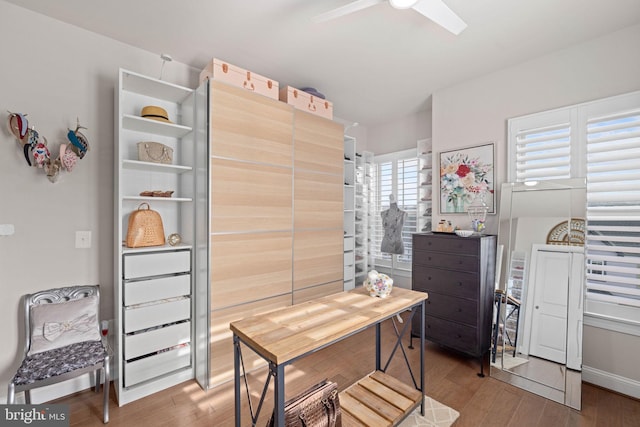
left=439, top=143, right=495, bottom=214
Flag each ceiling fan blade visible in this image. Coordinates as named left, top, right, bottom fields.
left=412, top=0, right=467, bottom=35
left=313, top=0, right=385, bottom=23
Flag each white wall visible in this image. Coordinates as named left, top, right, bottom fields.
left=431, top=23, right=640, bottom=393
left=0, top=1, right=198, bottom=401
left=365, top=109, right=432, bottom=155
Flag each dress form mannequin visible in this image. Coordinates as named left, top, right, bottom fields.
left=381, top=194, right=407, bottom=254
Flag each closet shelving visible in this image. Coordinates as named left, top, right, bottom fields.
left=355, top=151, right=373, bottom=284
left=344, top=136, right=356, bottom=290
left=114, top=69, right=196, bottom=405
left=417, top=138, right=433, bottom=232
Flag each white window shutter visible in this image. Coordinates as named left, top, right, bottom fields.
left=585, top=101, right=640, bottom=319
left=371, top=151, right=419, bottom=270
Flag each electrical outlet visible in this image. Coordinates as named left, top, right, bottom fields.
left=75, top=231, right=91, bottom=248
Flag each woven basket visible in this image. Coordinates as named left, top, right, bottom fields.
left=126, top=203, right=165, bottom=248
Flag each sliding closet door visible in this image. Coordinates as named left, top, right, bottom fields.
left=293, top=111, right=344, bottom=303
left=208, top=81, right=293, bottom=387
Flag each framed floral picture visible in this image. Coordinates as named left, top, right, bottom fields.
left=439, top=142, right=495, bottom=214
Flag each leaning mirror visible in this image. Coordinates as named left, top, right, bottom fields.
left=490, top=178, right=586, bottom=410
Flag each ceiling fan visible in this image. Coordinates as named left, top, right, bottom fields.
left=313, top=0, right=467, bottom=35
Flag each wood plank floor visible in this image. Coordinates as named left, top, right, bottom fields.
left=56, top=316, right=640, bottom=427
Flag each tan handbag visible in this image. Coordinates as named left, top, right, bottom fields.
left=137, top=141, right=173, bottom=164
left=126, top=203, right=165, bottom=248
left=266, top=380, right=342, bottom=427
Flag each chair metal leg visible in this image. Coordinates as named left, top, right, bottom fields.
left=95, top=369, right=100, bottom=393
left=25, top=389, right=31, bottom=404
left=7, top=383, right=15, bottom=404
left=103, top=356, right=110, bottom=423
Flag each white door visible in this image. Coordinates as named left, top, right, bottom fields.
left=529, top=250, right=569, bottom=364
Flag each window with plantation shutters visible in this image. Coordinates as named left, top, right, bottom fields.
left=508, top=108, right=576, bottom=182
left=508, top=90, right=640, bottom=325
left=371, top=150, right=418, bottom=270
left=584, top=97, right=640, bottom=323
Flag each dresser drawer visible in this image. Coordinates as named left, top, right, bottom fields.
left=413, top=234, right=479, bottom=255
left=412, top=265, right=478, bottom=299
left=124, top=274, right=191, bottom=306
left=424, top=315, right=478, bottom=355
left=124, top=344, right=191, bottom=387
left=125, top=321, right=191, bottom=360
left=413, top=250, right=478, bottom=272
left=123, top=250, right=190, bottom=280
left=124, top=298, right=191, bottom=333
left=425, top=292, right=478, bottom=326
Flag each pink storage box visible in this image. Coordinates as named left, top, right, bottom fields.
left=199, top=58, right=279, bottom=100
left=279, top=86, right=333, bottom=120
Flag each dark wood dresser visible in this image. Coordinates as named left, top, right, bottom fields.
left=412, top=232, right=496, bottom=376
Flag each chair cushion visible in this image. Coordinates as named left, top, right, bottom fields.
left=29, top=296, right=101, bottom=355
left=12, top=340, right=105, bottom=386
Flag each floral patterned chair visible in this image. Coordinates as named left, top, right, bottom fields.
left=6, top=285, right=110, bottom=423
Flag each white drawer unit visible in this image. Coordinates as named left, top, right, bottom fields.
left=124, top=344, right=191, bottom=388
left=124, top=274, right=191, bottom=306
left=125, top=321, right=191, bottom=360
left=124, top=250, right=191, bottom=280
left=124, top=297, right=191, bottom=334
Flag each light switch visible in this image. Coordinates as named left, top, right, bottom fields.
left=0, top=224, right=15, bottom=236
left=75, top=231, right=91, bottom=248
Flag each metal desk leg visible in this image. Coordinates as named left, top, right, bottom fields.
left=492, top=295, right=502, bottom=363
left=233, top=335, right=241, bottom=427
left=273, top=363, right=285, bottom=427
left=420, top=300, right=425, bottom=416
left=512, top=304, right=520, bottom=357
left=376, top=322, right=381, bottom=372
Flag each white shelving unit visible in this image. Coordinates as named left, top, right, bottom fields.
left=114, top=69, right=197, bottom=405
left=417, top=138, right=433, bottom=232
left=355, top=151, right=374, bottom=285
left=343, top=136, right=356, bottom=290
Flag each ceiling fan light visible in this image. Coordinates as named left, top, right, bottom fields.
left=389, top=0, right=419, bottom=10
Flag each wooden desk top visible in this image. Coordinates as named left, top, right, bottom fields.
left=230, top=287, right=428, bottom=365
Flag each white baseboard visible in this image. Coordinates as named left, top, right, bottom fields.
left=582, top=365, right=640, bottom=399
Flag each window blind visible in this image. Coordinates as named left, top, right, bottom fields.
left=508, top=108, right=575, bottom=183
left=371, top=152, right=419, bottom=269
left=585, top=108, right=640, bottom=319
left=514, top=123, right=572, bottom=182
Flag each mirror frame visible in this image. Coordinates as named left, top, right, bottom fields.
left=490, top=178, right=586, bottom=410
